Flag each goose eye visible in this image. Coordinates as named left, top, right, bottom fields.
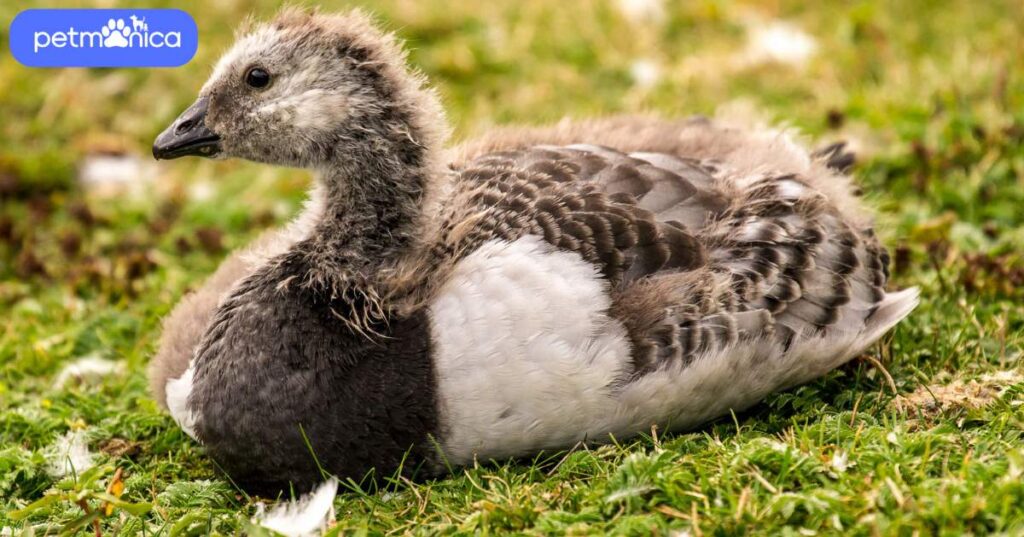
left=244, top=67, right=271, bottom=89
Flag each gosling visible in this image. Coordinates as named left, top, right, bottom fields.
left=150, top=8, right=918, bottom=494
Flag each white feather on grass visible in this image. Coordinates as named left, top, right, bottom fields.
left=616, top=0, right=665, bottom=24
left=78, top=153, right=155, bottom=198
left=47, top=430, right=95, bottom=478
left=742, top=20, right=818, bottom=68
left=629, top=59, right=662, bottom=89
left=253, top=478, right=339, bottom=537
left=53, top=355, right=123, bottom=388
left=830, top=450, right=852, bottom=475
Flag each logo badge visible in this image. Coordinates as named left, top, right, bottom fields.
left=9, top=9, right=198, bottom=67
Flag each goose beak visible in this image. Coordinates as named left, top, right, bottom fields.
left=153, top=96, right=222, bottom=160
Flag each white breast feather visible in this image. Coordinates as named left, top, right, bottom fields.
left=430, top=236, right=632, bottom=463
left=165, top=362, right=198, bottom=441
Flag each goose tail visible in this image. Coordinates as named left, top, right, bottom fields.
left=861, top=287, right=920, bottom=345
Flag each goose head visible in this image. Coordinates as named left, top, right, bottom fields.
left=153, top=8, right=446, bottom=172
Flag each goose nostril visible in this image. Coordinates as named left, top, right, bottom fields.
left=175, top=119, right=194, bottom=135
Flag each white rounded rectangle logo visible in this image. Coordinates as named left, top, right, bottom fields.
left=10, top=9, right=198, bottom=67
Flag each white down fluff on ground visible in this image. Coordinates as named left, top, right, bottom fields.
left=252, top=478, right=339, bottom=536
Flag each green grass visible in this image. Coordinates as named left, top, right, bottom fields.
left=2, top=0, right=1024, bottom=534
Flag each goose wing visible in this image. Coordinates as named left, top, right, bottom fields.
left=433, top=142, right=907, bottom=376
left=422, top=135, right=916, bottom=461
left=435, top=144, right=728, bottom=287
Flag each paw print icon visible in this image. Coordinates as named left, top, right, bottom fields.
left=101, top=18, right=131, bottom=48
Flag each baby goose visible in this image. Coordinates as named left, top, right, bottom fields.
left=151, top=9, right=918, bottom=494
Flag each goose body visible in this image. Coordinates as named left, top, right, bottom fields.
left=150, top=10, right=917, bottom=494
